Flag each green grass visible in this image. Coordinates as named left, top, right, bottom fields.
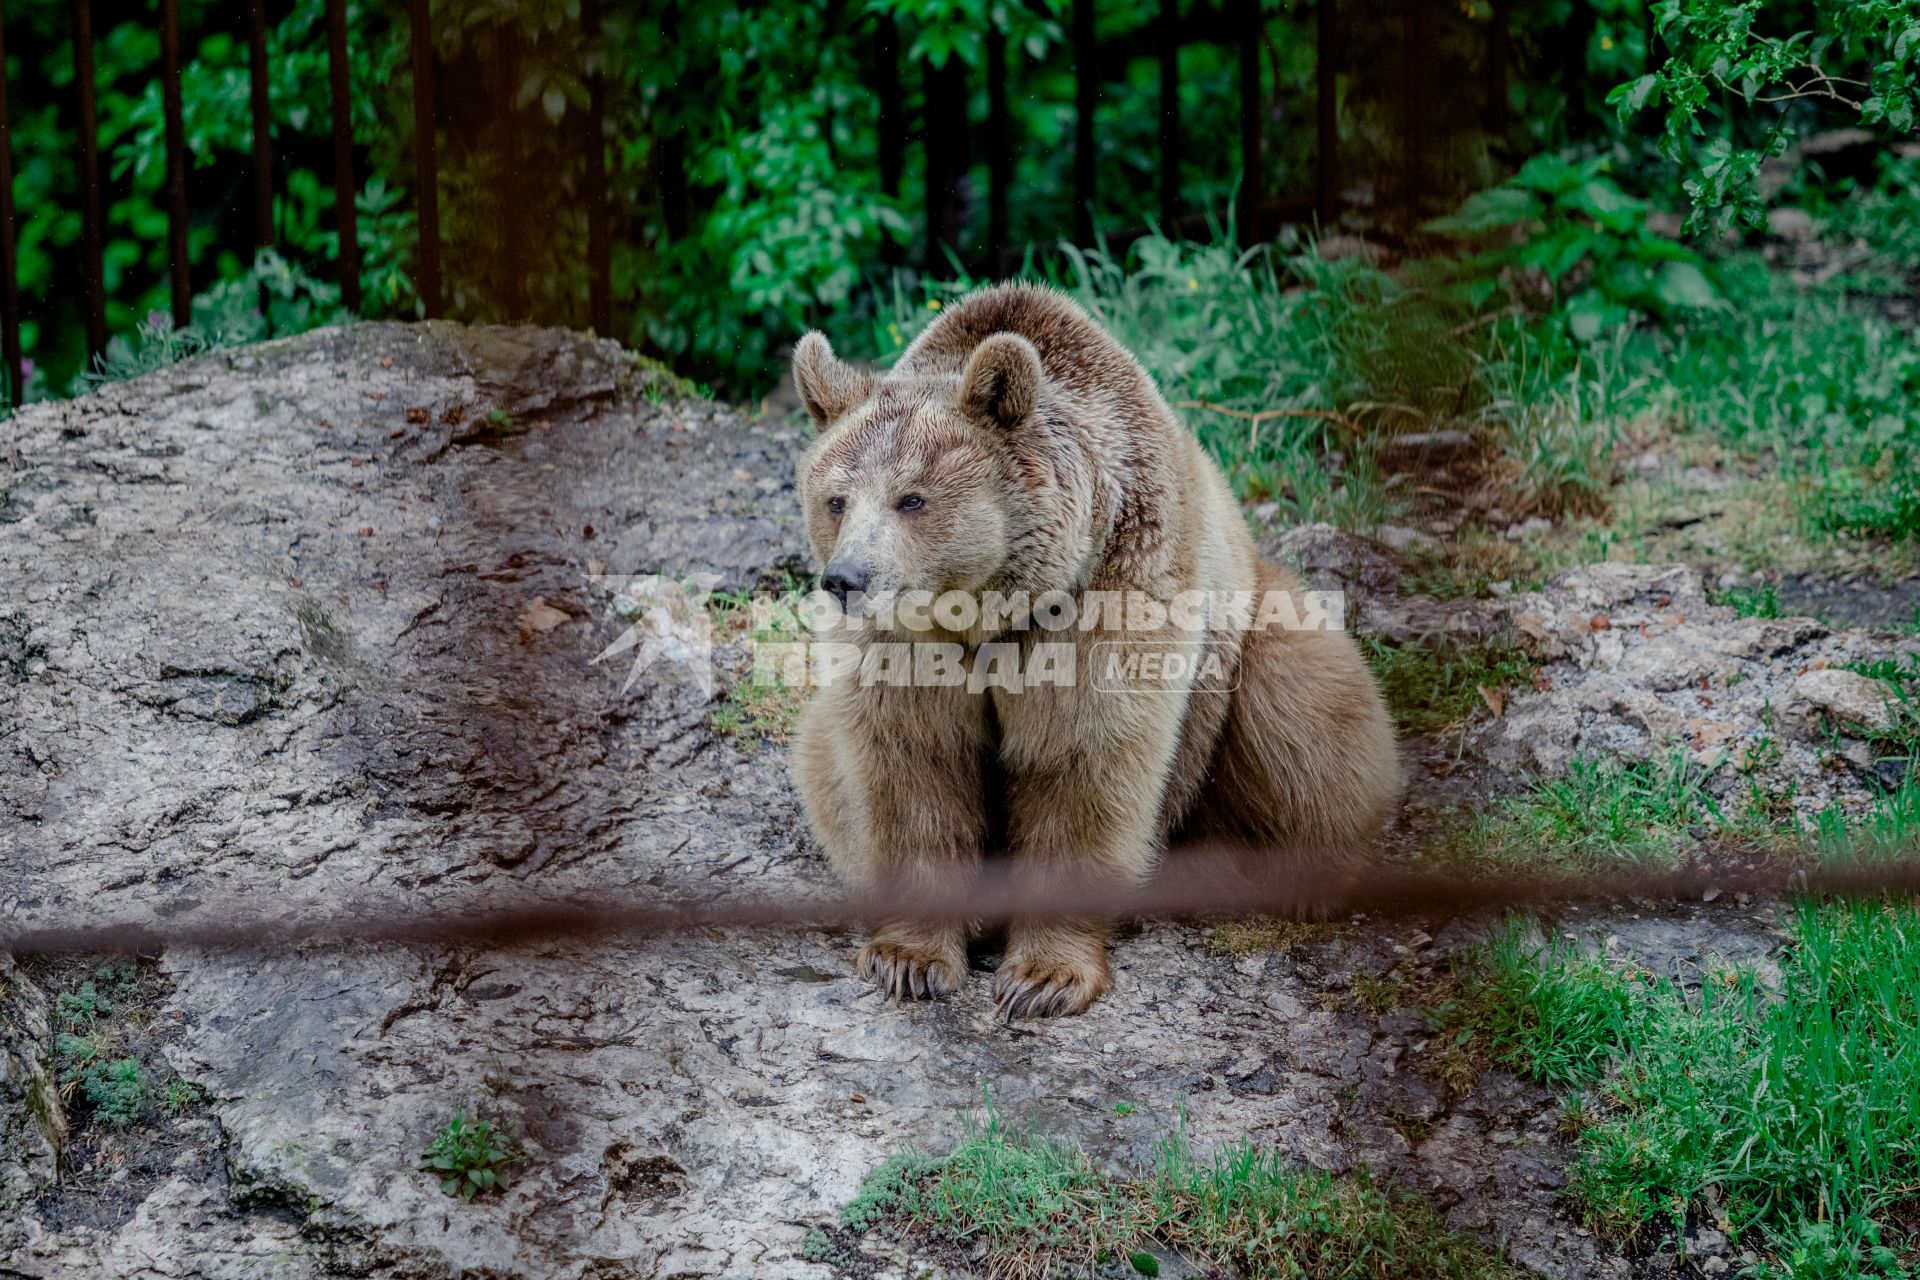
left=1811, top=764, right=1920, bottom=865
left=1448, top=899, right=1920, bottom=1278
left=843, top=1108, right=1517, bottom=1279
left=706, top=579, right=813, bottom=745
left=1434, top=918, right=1638, bottom=1089
left=1710, top=580, right=1784, bottom=619
left=1433, top=750, right=1727, bottom=872
left=1361, top=636, right=1536, bottom=737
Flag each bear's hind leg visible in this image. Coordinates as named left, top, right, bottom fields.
left=1194, top=568, right=1401, bottom=912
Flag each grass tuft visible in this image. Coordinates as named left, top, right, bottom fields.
left=844, top=1108, right=1516, bottom=1279
left=1434, top=751, right=1725, bottom=872
left=1448, top=901, right=1920, bottom=1277
left=1361, top=636, right=1536, bottom=737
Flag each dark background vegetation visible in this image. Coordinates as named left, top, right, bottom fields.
left=6, top=0, right=1914, bottom=398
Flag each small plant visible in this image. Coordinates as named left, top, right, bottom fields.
left=164, top=1077, right=205, bottom=1114
left=56, top=981, right=111, bottom=1028
left=1711, top=580, right=1783, bottom=619
left=800, top=1226, right=835, bottom=1264
left=420, top=1113, right=519, bottom=1201
left=56, top=1032, right=148, bottom=1128
left=1426, top=152, right=1725, bottom=341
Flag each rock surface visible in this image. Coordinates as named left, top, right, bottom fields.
left=0, top=323, right=1900, bottom=1278
left=1276, top=526, right=1916, bottom=820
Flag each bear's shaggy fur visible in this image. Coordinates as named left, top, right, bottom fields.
left=791, top=284, right=1400, bottom=1016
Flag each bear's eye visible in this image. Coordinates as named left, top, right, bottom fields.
left=896, top=493, right=925, bottom=514
left=826, top=496, right=846, bottom=515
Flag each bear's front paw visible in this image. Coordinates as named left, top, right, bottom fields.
left=993, top=933, right=1112, bottom=1018
left=857, top=927, right=966, bottom=1001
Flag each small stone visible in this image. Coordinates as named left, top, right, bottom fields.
left=1687, top=1226, right=1729, bottom=1257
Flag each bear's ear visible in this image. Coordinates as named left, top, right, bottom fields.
left=792, top=332, right=873, bottom=431
left=958, top=333, right=1042, bottom=430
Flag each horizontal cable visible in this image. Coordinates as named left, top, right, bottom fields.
left=5, top=850, right=1915, bottom=957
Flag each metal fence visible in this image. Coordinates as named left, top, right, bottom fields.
left=0, top=0, right=1531, bottom=411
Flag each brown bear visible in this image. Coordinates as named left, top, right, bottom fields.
left=789, top=283, right=1400, bottom=1017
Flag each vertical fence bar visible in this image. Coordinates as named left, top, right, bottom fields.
left=408, top=0, right=442, bottom=318
left=1486, top=0, right=1510, bottom=136
left=1072, top=0, right=1095, bottom=244
left=0, top=5, right=22, bottom=406
left=73, top=0, right=106, bottom=362
left=1237, top=0, right=1262, bottom=247
left=495, top=44, right=526, bottom=319
left=160, top=0, right=191, bottom=328
left=247, top=0, right=273, bottom=249
left=986, top=30, right=1009, bottom=267
left=582, top=0, right=610, bottom=334
left=1158, top=0, right=1179, bottom=232
left=1316, top=0, right=1339, bottom=227
left=325, top=0, right=361, bottom=312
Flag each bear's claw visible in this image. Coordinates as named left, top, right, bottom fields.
left=992, top=955, right=1111, bottom=1019
left=857, top=938, right=965, bottom=1001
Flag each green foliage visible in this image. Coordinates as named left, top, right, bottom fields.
left=1711, top=580, right=1783, bottom=617
left=1813, top=763, right=1920, bottom=862
left=55, top=980, right=112, bottom=1028
left=1610, top=0, right=1920, bottom=233
left=1452, top=901, right=1920, bottom=1276
left=1437, top=918, right=1637, bottom=1087
left=420, top=1112, right=519, bottom=1200
left=1427, top=153, right=1725, bottom=342
left=55, top=1026, right=148, bottom=1129
left=1435, top=751, right=1728, bottom=872
left=844, top=1107, right=1518, bottom=1279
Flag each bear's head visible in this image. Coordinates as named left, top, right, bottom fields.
left=791, top=330, right=1050, bottom=622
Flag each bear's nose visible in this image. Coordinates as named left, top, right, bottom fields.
left=820, top=560, right=871, bottom=609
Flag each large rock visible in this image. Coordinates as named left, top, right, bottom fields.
left=1469, top=564, right=1914, bottom=815
left=0, top=956, right=62, bottom=1227
left=0, top=325, right=1632, bottom=1278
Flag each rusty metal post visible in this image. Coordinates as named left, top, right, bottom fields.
left=325, top=0, right=361, bottom=312
left=0, top=6, right=22, bottom=406
left=247, top=0, right=273, bottom=250
left=73, top=0, right=107, bottom=362
left=582, top=0, right=610, bottom=335
left=160, top=0, right=192, bottom=329
left=408, top=0, right=442, bottom=318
